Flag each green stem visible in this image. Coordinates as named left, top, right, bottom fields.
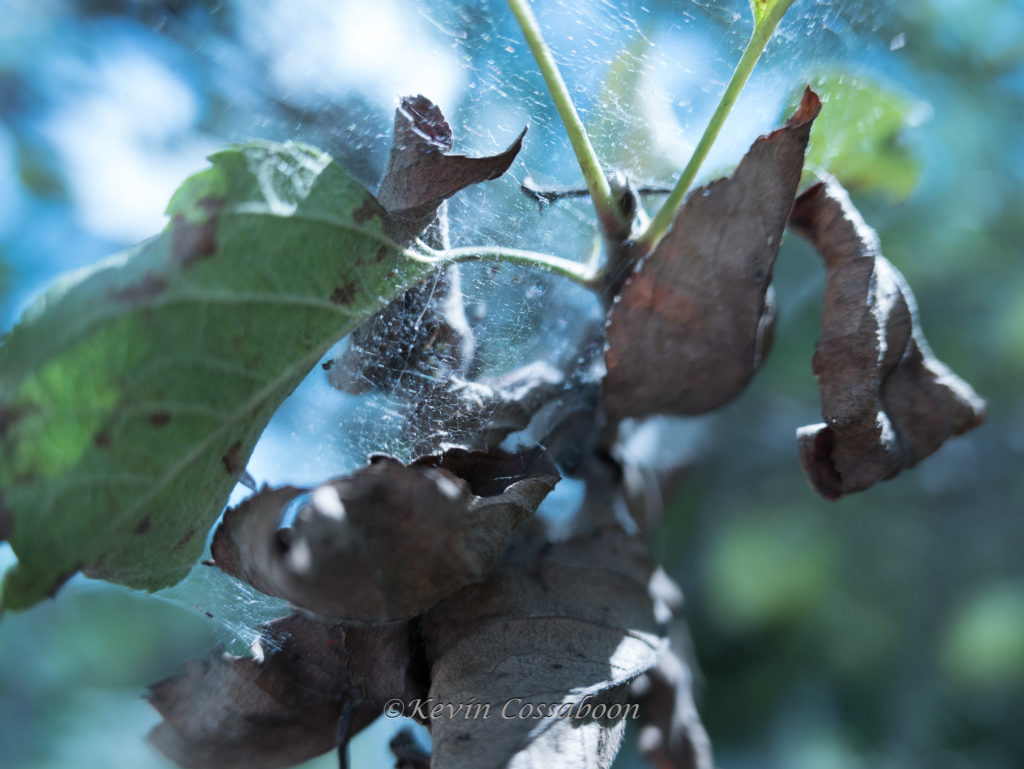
left=430, top=245, right=599, bottom=288
left=635, top=8, right=790, bottom=255
left=505, top=0, right=625, bottom=239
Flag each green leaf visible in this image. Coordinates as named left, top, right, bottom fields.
left=748, top=0, right=796, bottom=27
left=0, top=141, right=431, bottom=611
left=794, top=73, right=925, bottom=201
left=941, top=583, right=1024, bottom=688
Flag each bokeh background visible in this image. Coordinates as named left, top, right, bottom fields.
left=1, top=0, right=1022, bottom=767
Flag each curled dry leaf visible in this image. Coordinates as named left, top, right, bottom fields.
left=628, top=567, right=713, bottom=769
left=604, top=88, right=821, bottom=421
left=211, top=447, right=558, bottom=621
left=420, top=525, right=665, bottom=769
left=790, top=179, right=986, bottom=499
left=377, top=94, right=527, bottom=238
left=631, top=648, right=713, bottom=769
left=149, top=613, right=424, bottom=769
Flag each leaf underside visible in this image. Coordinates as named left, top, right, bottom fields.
left=0, top=141, right=429, bottom=610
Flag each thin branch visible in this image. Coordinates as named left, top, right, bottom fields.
left=520, top=177, right=593, bottom=207
left=521, top=177, right=671, bottom=208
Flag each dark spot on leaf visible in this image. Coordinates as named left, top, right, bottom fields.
left=173, top=528, right=197, bottom=552
left=330, top=283, right=357, bottom=305
left=375, top=245, right=389, bottom=262
left=275, top=527, right=293, bottom=554
left=0, top=494, right=13, bottom=542
left=94, top=430, right=111, bottom=448
left=149, top=412, right=172, bottom=427
left=135, top=515, right=152, bottom=535
left=221, top=440, right=243, bottom=476
left=171, top=197, right=225, bottom=268
left=0, top=402, right=26, bottom=437
left=352, top=198, right=380, bottom=226
left=110, top=274, right=169, bottom=302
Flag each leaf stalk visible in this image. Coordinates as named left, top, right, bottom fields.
left=427, top=244, right=599, bottom=288
left=636, top=1, right=795, bottom=255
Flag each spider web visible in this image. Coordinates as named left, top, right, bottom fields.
left=146, top=0, right=888, bottom=647
left=0, top=0, right=888, bottom=725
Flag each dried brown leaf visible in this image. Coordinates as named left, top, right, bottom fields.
left=211, top=448, right=558, bottom=621
left=604, top=88, right=821, bottom=420
left=420, top=526, right=664, bottom=769
left=631, top=648, right=713, bottom=769
left=790, top=179, right=986, bottom=499
left=148, top=613, right=422, bottom=769
left=378, top=94, right=526, bottom=237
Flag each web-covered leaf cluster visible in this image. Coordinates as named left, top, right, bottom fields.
left=0, top=3, right=989, bottom=768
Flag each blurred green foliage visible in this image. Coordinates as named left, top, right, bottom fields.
left=792, top=72, right=924, bottom=200
left=661, top=2, right=1024, bottom=766
left=704, top=508, right=838, bottom=632
left=941, top=583, right=1024, bottom=689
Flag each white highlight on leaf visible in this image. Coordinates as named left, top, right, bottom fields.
left=433, top=473, right=464, bottom=502
left=311, top=485, right=346, bottom=521
left=285, top=537, right=313, bottom=575
left=243, top=144, right=332, bottom=217
left=249, top=638, right=265, bottom=664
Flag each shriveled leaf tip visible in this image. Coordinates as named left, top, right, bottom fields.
left=377, top=93, right=526, bottom=236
